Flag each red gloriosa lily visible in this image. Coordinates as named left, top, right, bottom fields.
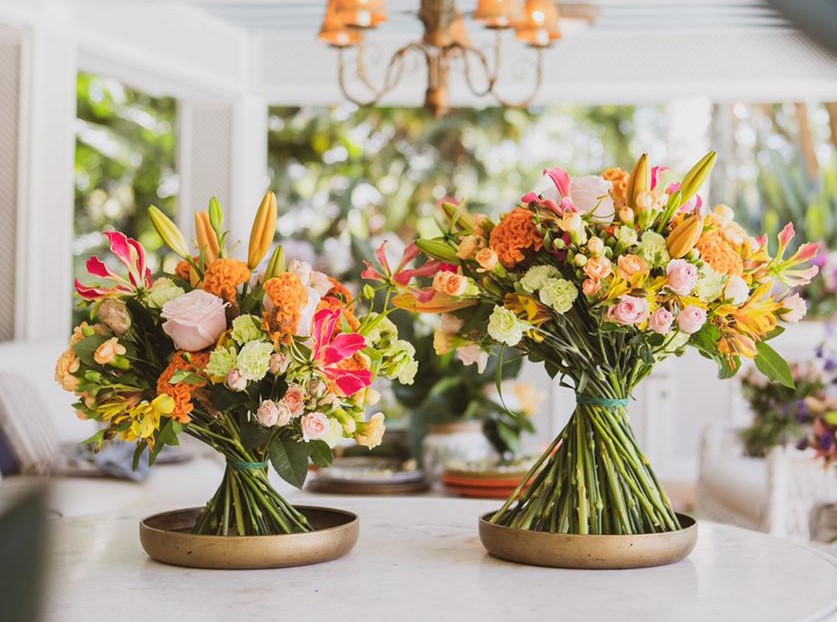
left=311, top=308, right=372, bottom=396
left=75, top=231, right=153, bottom=300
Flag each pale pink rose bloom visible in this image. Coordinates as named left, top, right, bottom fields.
left=256, top=400, right=281, bottom=427
left=665, top=259, right=699, bottom=296
left=607, top=295, right=650, bottom=325
left=780, top=293, right=807, bottom=323
left=475, top=248, right=499, bottom=271
left=443, top=273, right=467, bottom=297
left=281, top=384, right=306, bottom=418
left=456, top=344, right=488, bottom=373
left=276, top=403, right=292, bottom=427
left=648, top=308, right=674, bottom=335
left=582, top=278, right=602, bottom=297
left=161, top=290, right=227, bottom=352
left=226, top=369, right=247, bottom=391
left=724, top=275, right=750, bottom=305
left=440, top=313, right=464, bottom=335
left=98, top=299, right=131, bottom=335
left=676, top=306, right=707, bottom=334
left=301, top=412, right=330, bottom=442
left=269, top=353, right=290, bottom=375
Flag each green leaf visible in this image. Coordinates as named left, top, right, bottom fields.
left=307, top=440, right=333, bottom=468
left=240, top=422, right=274, bottom=450
left=73, top=333, right=111, bottom=368
left=168, top=370, right=205, bottom=385
left=269, top=433, right=309, bottom=489
left=754, top=341, right=795, bottom=389
left=82, top=429, right=106, bottom=451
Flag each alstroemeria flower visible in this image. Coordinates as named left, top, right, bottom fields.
left=311, top=309, right=372, bottom=396
left=538, top=167, right=614, bottom=220
left=362, top=240, right=449, bottom=286
left=769, top=223, right=821, bottom=287
left=75, top=231, right=153, bottom=300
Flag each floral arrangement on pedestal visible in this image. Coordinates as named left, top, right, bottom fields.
left=55, top=193, right=416, bottom=535
left=374, top=151, right=821, bottom=535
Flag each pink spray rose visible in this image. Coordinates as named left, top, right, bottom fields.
left=301, top=412, right=329, bottom=442
left=676, top=305, right=707, bottom=334
left=606, top=295, right=650, bottom=326
left=648, top=308, right=675, bottom=335
left=161, top=290, right=227, bottom=351
left=456, top=344, right=488, bottom=373
left=256, top=400, right=281, bottom=427
left=665, top=259, right=698, bottom=296
left=281, top=384, right=306, bottom=418
left=226, top=369, right=247, bottom=391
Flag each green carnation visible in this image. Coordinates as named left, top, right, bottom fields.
left=520, top=265, right=559, bottom=294
left=145, top=278, right=185, bottom=309
left=382, top=340, right=417, bottom=385
left=365, top=313, right=398, bottom=345
left=616, top=226, right=638, bottom=247
left=206, top=346, right=238, bottom=378
left=237, top=341, right=274, bottom=381
left=694, top=265, right=725, bottom=302
left=487, top=306, right=524, bottom=346
left=637, top=231, right=670, bottom=268
left=538, top=278, right=578, bottom=313
left=231, top=314, right=265, bottom=345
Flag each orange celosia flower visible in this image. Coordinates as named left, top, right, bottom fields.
left=202, top=258, right=251, bottom=303
left=263, top=272, right=309, bottom=345
left=175, top=260, right=192, bottom=281
left=156, top=351, right=210, bottom=424
left=696, top=230, right=743, bottom=276
left=317, top=295, right=361, bottom=331
left=603, top=168, right=629, bottom=209
left=489, top=208, right=544, bottom=268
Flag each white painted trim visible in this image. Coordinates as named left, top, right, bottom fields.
left=175, top=99, right=194, bottom=237
left=14, top=25, right=31, bottom=340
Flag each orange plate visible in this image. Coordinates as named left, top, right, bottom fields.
left=443, top=484, right=520, bottom=499
left=441, top=474, right=526, bottom=488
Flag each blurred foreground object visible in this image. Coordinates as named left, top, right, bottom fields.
left=0, top=488, right=48, bottom=622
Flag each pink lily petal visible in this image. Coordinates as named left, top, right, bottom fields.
left=127, top=237, right=149, bottom=285
left=666, top=182, right=681, bottom=195
left=75, top=280, right=108, bottom=300
left=693, top=194, right=703, bottom=214
left=777, top=223, right=795, bottom=257
left=651, top=166, right=669, bottom=190
left=361, top=262, right=386, bottom=283
left=793, top=242, right=822, bottom=264
left=413, top=288, right=436, bottom=303
left=394, top=260, right=442, bottom=286
left=374, top=240, right=391, bottom=277
left=311, top=308, right=340, bottom=362
left=103, top=231, right=132, bottom=270
left=398, top=242, right=421, bottom=271
left=439, top=263, right=458, bottom=273
left=544, top=167, right=571, bottom=198
left=326, top=368, right=374, bottom=396
left=86, top=256, right=119, bottom=280
left=325, top=333, right=367, bottom=366
left=540, top=198, right=563, bottom=215
left=560, top=197, right=578, bottom=213
left=520, top=192, right=539, bottom=204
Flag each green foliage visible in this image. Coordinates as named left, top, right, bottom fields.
left=269, top=432, right=309, bottom=489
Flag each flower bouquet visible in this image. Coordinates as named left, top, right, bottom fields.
left=377, top=152, right=820, bottom=555
left=56, top=193, right=415, bottom=549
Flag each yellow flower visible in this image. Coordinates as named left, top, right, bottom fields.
left=127, top=395, right=175, bottom=441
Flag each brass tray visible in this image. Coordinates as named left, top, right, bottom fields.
left=139, top=505, right=358, bottom=569
left=479, top=512, right=698, bottom=569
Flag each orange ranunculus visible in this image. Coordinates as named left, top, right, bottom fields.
left=202, top=258, right=251, bottom=303
left=263, top=272, right=309, bottom=345
left=583, top=256, right=612, bottom=281
left=489, top=208, right=544, bottom=269
left=616, top=254, right=648, bottom=285
left=695, top=230, right=743, bottom=277
left=156, top=351, right=210, bottom=424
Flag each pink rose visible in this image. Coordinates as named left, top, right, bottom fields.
left=281, top=384, right=306, bottom=418
left=780, top=293, right=807, bottom=323
left=256, top=400, right=281, bottom=427
left=161, top=290, right=227, bottom=352
left=607, top=295, right=649, bottom=326
left=226, top=369, right=246, bottom=391
left=440, top=313, right=464, bottom=335
left=475, top=248, right=499, bottom=271
left=677, top=305, right=707, bottom=334
left=456, top=344, right=488, bottom=373
left=648, top=308, right=674, bottom=335
left=301, top=412, right=329, bottom=442
left=269, top=353, right=290, bottom=375
left=582, top=278, right=602, bottom=297
left=665, top=259, right=698, bottom=296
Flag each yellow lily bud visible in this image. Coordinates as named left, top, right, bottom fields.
left=440, top=200, right=477, bottom=233
left=264, top=244, right=286, bottom=280
left=679, top=151, right=717, bottom=205
left=247, top=191, right=277, bottom=269
left=625, top=154, right=650, bottom=209
left=208, top=197, right=224, bottom=237
left=148, top=206, right=190, bottom=258
left=194, top=211, right=220, bottom=264
left=666, top=215, right=704, bottom=258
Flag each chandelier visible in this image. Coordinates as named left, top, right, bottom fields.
left=319, top=1, right=597, bottom=117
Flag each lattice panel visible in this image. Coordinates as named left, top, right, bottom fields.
left=0, top=42, right=19, bottom=342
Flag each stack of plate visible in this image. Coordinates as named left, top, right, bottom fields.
left=441, top=461, right=532, bottom=499
left=307, top=457, right=429, bottom=495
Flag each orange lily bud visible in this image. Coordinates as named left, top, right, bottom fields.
left=667, top=215, right=704, bottom=258
left=625, top=154, right=650, bottom=209
left=248, top=191, right=278, bottom=269
left=194, top=211, right=220, bottom=264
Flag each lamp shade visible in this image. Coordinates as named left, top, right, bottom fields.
left=320, top=0, right=362, bottom=47
left=515, top=0, right=561, bottom=47
left=474, top=0, right=523, bottom=29
left=335, top=0, right=387, bottom=29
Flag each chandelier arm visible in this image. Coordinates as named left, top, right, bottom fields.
left=338, top=46, right=383, bottom=107
left=449, top=44, right=495, bottom=98
left=338, top=43, right=426, bottom=106
left=489, top=46, right=545, bottom=109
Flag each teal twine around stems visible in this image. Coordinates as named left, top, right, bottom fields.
left=227, top=459, right=269, bottom=471
left=575, top=394, right=629, bottom=409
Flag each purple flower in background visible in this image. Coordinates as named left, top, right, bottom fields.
left=797, top=437, right=809, bottom=451
left=795, top=399, right=810, bottom=423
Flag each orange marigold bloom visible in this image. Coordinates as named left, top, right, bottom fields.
left=603, top=167, right=629, bottom=209
left=696, top=230, right=743, bottom=276
left=263, top=273, right=309, bottom=345
left=202, top=258, right=251, bottom=303
left=156, top=351, right=209, bottom=424
left=489, top=208, right=544, bottom=269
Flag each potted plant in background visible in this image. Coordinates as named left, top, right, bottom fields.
left=55, top=192, right=415, bottom=568
left=377, top=151, right=820, bottom=568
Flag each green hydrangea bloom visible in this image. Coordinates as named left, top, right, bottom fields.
left=231, top=314, right=265, bottom=345
left=206, top=346, right=238, bottom=378
left=538, top=278, right=578, bottom=313
left=520, top=265, right=559, bottom=294
left=145, top=278, right=185, bottom=309
left=237, top=341, right=274, bottom=381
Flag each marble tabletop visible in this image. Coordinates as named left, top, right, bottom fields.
left=40, top=491, right=837, bottom=622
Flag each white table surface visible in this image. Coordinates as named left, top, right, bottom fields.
left=35, top=487, right=837, bottom=622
